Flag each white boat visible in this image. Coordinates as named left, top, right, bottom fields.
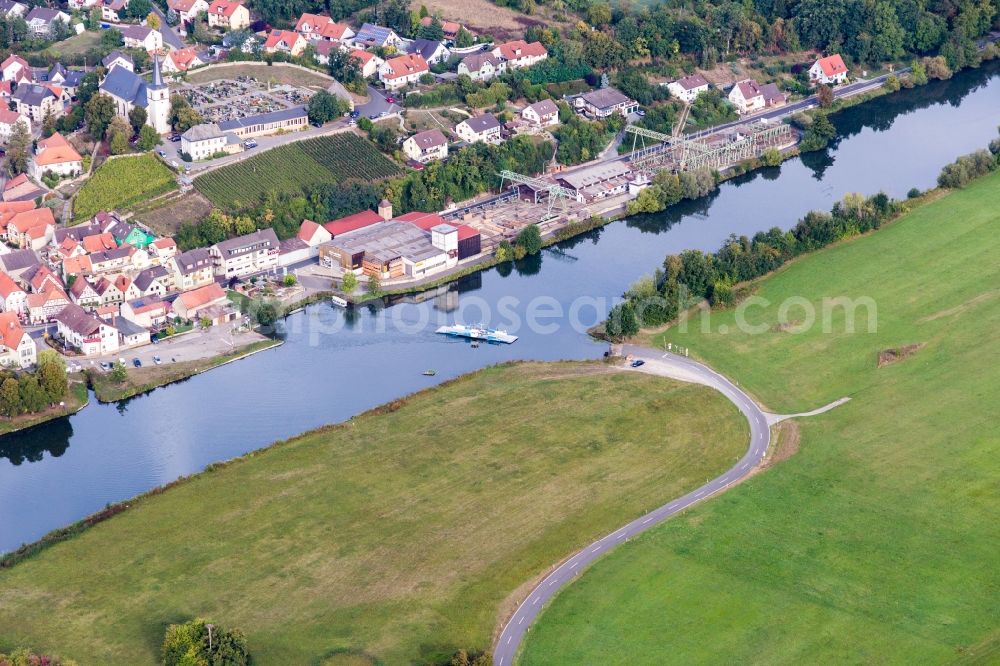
left=435, top=324, right=518, bottom=344
left=331, top=295, right=349, bottom=308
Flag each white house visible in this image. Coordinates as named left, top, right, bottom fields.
left=667, top=74, right=710, bottom=103
left=379, top=53, right=429, bottom=91
left=207, top=0, right=250, bottom=31
left=521, top=99, right=559, bottom=127
left=121, top=25, right=163, bottom=52
left=1, top=54, right=29, bottom=82
left=809, top=54, right=848, bottom=85
left=166, top=0, right=209, bottom=25
left=0, top=1, right=27, bottom=19
left=350, top=49, right=381, bottom=78
left=456, top=113, right=501, bottom=144
left=574, top=87, right=638, bottom=118
left=402, top=129, right=448, bottom=163
left=352, top=23, right=403, bottom=49
left=728, top=79, right=765, bottom=114
left=102, top=50, right=134, bottom=73
left=492, top=40, right=547, bottom=69
left=24, top=7, right=69, bottom=37
left=30, top=133, right=82, bottom=180
left=458, top=52, right=503, bottom=81
left=0, top=311, right=35, bottom=368
left=209, top=228, right=280, bottom=278
left=12, top=84, right=62, bottom=123
left=294, top=13, right=354, bottom=42
left=263, top=29, right=307, bottom=56
left=407, top=38, right=450, bottom=66
left=0, top=108, right=29, bottom=142
left=181, top=123, right=242, bottom=160
left=53, top=303, right=120, bottom=355
left=0, top=272, right=26, bottom=315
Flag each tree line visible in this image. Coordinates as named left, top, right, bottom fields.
left=0, top=351, right=69, bottom=418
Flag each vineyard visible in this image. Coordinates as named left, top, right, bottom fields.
left=73, top=154, right=178, bottom=223
left=194, top=134, right=401, bottom=209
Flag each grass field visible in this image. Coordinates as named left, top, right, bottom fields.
left=520, top=173, right=1000, bottom=664
left=186, top=63, right=334, bottom=89
left=132, top=190, right=214, bottom=235
left=72, top=154, right=177, bottom=223
left=193, top=134, right=400, bottom=209
left=0, top=362, right=747, bottom=665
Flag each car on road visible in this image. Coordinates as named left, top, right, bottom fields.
left=99, top=361, right=112, bottom=371
left=132, top=358, right=142, bottom=368
left=170, top=160, right=179, bottom=169
left=310, top=121, right=323, bottom=128
left=369, top=113, right=378, bottom=119
left=153, top=356, right=162, bottom=365
left=385, top=96, right=395, bottom=103
left=244, top=139, right=258, bottom=148
left=350, top=110, right=360, bottom=118
left=630, top=359, right=645, bottom=368
left=378, top=110, right=387, bottom=117
left=157, top=150, right=167, bottom=157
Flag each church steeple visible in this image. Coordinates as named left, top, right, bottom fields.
left=151, top=53, right=164, bottom=88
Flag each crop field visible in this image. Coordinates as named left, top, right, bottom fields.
left=521, top=173, right=1000, bottom=664
left=72, top=154, right=177, bottom=223
left=193, top=134, right=400, bottom=209
left=0, top=362, right=747, bottom=665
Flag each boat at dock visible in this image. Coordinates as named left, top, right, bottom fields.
left=435, top=324, right=518, bottom=344
left=331, top=296, right=349, bottom=308
left=422, top=369, right=436, bottom=376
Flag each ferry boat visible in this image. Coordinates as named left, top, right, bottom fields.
left=435, top=324, right=518, bottom=344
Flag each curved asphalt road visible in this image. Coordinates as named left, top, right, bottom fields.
left=493, top=346, right=771, bottom=666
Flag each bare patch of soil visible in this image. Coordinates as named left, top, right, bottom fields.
left=877, top=343, right=924, bottom=368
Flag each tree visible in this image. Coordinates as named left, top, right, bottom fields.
left=137, top=124, right=160, bottom=151
left=127, top=0, right=151, bottom=20
left=100, top=27, right=123, bottom=49
left=587, top=2, right=612, bottom=26
left=6, top=120, right=31, bottom=174
left=816, top=84, right=834, bottom=107
left=110, top=362, right=128, bottom=382
left=454, top=27, right=474, bottom=48
left=868, top=1, right=905, bottom=62
left=85, top=94, right=116, bottom=140
left=341, top=270, right=357, bottom=293
left=417, top=16, right=444, bottom=40
left=282, top=273, right=297, bottom=287
left=307, top=90, right=346, bottom=125
left=18, top=375, right=47, bottom=413
left=109, top=116, right=131, bottom=154
left=146, top=11, right=160, bottom=29
left=37, top=350, right=68, bottom=404
left=163, top=619, right=250, bottom=666
left=251, top=299, right=281, bottom=327
left=761, top=147, right=782, bottom=166
left=170, top=95, right=203, bottom=132
left=86, top=7, right=101, bottom=30
left=605, top=301, right=639, bottom=339
left=515, top=224, right=543, bottom=254
left=367, top=273, right=381, bottom=295
left=0, top=377, right=22, bottom=417
left=128, top=106, right=147, bottom=135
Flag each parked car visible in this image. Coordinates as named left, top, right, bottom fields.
left=630, top=359, right=645, bottom=368
left=350, top=110, right=360, bottom=118
left=169, top=133, right=181, bottom=142
left=153, top=356, right=162, bottom=365
left=310, top=121, right=323, bottom=128
left=157, top=150, right=167, bottom=157
left=132, top=358, right=142, bottom=368
left=244, top=139, right=258, bottom=148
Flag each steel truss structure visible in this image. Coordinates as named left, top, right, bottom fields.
left=497, top=170, right=583, bottom=221
left=626, top=121, right=794, bottom=173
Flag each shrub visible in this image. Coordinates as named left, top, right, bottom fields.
left=162, top=618, right=250, bottom=666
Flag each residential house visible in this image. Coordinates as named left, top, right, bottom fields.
left=294, top=13, right=353, bottom=42
left=350, top=49, right=381, bottom=78
left=99, top=57, right=171, bottom=134
left=728, top=79, right=766, bottom=114
left=407, top=38, right=450, bottom=66
left=112, top=274, right=141, bottom=302
left=133, top=265, right=169, bottom=297
left=92, top=276, right=125, bottom=305
left=53, top=303, right=119, bottom=355
left=26, top=284, right=69, bottom=324
left=6, top=207, right=55, bottom=250
left=353, top=23, right=402, bottom=49
left=521, top=99, right=559, bottom=127
left=297, top=220, right=332, bottom=249
left=810, top=54, right=848, bottom=85
left=81, top=232, right=116, bottom=254
left=667, top=74, right=710, bottom=103
left=379, top=53, right=429, bottom=91
left=0, top=107, right=31, bottom=143
left=458, top=52, right=503, bottom=81
left=88, top=246, right=135, bottom=274
left=209, top=228, right=280, bottom=278
left=574, top=87, right=638, bottom=118
left=170, top=247, right=214, bottom=290
left=100, top=0, right=129, bottom=23
left=217, top=106, right=307, bottom=138
left=30, top=133, right=82, bottom=180
left=26, top=264, right=63, bottom=294
left=61, top=255, right=93, bottom=279
left=162, top=47, right=204, bottom=73
left=313, top=40, right=343, bottom=66
left=68, top=0, right=98, bottom=9
left=69, top=277, right=101, bottom=309
left=456, top=113, right=501, bottom=144
left=207, top=0, right=249, bottom=30
left=0, top=0, right=27, bottom=18
left=24, top=7, right=69, bottom=37
left=0, top=271, right=26, bottom=315
left=167, top=0, right=209, bottom=25
left=122, top=25, right=163, bottom=52
left=171, top=282, right=227, bottom=319
left=263, top=30, right=307, bottom=56
left=120, top=295, right=170, bottom=328
left=114, top=315, right=150, bottom=347
left=102, top=50, right=134, bottom=73
left=181, top=122, right=242, bottom=159
left=402, top=129, right=448, bottom=163
left=420, top=16, right=463, bottom=41
left=13, top=84, right=62, bottom=123
left=148, top=237, right=178, bottom=264
left=760, top=82, right=787, bottom=108
left=0, top=200, right=34, bottom=238
left=491, top=40, right=547, bottom=69
left=1, top=54, right=29, bottom=83
left=2, top=174, right=44, bottom=202
left=0, top=311, right=34, bottom=367
left=0, top=248, right=40, bottom=282
left=42, top=63, right=84, bottom=97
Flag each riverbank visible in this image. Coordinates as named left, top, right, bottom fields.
left=87, top=338, right=281, bottom=403
left=0, top=361, right=747, bottom=665
left=519, top=157, right=1000, bottom=665
left=0, top=381, right=88, bottom=437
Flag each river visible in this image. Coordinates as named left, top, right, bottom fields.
left=1, top=62, right=998, bottom=553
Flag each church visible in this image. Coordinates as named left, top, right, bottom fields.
left=98, top=55, right=171, bottom=135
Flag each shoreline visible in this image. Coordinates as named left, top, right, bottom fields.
left=0, top=381, right=89, bottom=439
